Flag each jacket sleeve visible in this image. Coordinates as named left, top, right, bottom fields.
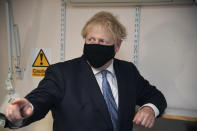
left=25, top=64, right=65, bottom=126
left=132, top=64, right=167, bottom=117
left=5, top=64, right=65, bottom=128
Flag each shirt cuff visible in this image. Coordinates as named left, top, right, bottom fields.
left=140, top=103, right=160, bottom=117
left=10, top=121, right=23, bottom=129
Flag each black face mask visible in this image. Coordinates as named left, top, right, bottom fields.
left=83, top=43, right=115, bottom=68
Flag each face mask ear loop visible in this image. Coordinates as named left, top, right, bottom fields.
left=114, top=40, right=122, bottom=53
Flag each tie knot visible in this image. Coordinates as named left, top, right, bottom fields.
left=101, top=70, right=108, bottom=78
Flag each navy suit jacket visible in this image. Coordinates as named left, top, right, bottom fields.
left=6, top=56, right=167, bottom=131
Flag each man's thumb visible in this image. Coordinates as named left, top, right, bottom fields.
left=11, top=98, right=27, bottom=106
left=23, top=105, right=33, bottom=118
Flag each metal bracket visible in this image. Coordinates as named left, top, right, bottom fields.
left=133, top=7, right=141, bottom=66
left=60, top=0, right=66, bottom=62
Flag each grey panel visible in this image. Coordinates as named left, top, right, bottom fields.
left=69, top=0, right=193, bottom=4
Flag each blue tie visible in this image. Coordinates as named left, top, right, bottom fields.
left=101, top=70, right=118, bottom=131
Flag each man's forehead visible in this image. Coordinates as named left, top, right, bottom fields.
left=87, top=24, right=110, bottom=33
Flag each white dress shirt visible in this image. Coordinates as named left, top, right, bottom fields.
left=91, top=60, right=159, bottom=117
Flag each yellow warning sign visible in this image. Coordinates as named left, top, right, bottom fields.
left=32, top=68, right=47, bottom=77
left=32, top=49, right=50, bottom=77
left=32, top=49, right=50, bottom=67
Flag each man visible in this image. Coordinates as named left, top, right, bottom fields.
left=5, top=11, right=167, bottom=131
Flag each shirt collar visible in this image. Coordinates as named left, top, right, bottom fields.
left=91, top=60, right=115, bottom=77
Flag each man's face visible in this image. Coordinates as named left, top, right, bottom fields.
left=85, top=26, right=115, bottom=45
left=85, top=26, right=121, bottom=53
left=84, top=26, right=121, bottom=69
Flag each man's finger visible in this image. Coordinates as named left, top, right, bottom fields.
left=147, top=117, right=155, bottom=128
left=141, top=115, right=149, bottom=127
left=12, top=109, right=22, bottom=122
left=133, top=112, right=144, bottom=125
left=6, top=104, right=22, bottom=122
left=22, top=106, right=33, bottom=118
left=11, top=98, right=28, bottom=106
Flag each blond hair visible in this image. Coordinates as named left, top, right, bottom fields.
left=81, top=11, right=127, bottom=43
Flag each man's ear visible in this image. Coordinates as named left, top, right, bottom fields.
left=115, top=40, right=122, bottom=53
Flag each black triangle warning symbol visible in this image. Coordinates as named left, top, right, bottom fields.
left=32, top=49, right=50, bottom=67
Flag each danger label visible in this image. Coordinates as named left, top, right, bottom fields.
left=32, top=68, right=47, bottom=77
left=32, top=49, right=50, bottom=67
left=32, top=49, right=50, bottom=77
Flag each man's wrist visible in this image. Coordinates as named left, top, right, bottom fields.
left=139, top=103, right=160, bottom=117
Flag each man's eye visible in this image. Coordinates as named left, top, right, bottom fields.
left=99, top=39, right=105, bottom=44
left=89, top=38, right=95, bottom=42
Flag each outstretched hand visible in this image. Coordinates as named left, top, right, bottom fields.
left=6, top=98, right=33, bottom=123
left=133, top=106, right=155, bottom=128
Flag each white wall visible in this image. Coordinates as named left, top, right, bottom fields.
left=0, top=0, right=60, bottom=130
left=0, top=0, right=197, bottom=131
left=138, top=5, right=197, bottom=117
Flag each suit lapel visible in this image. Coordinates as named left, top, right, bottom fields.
left=79, top=56, right=114, bottom=130
left=113, top=59, right=136, bottom=129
